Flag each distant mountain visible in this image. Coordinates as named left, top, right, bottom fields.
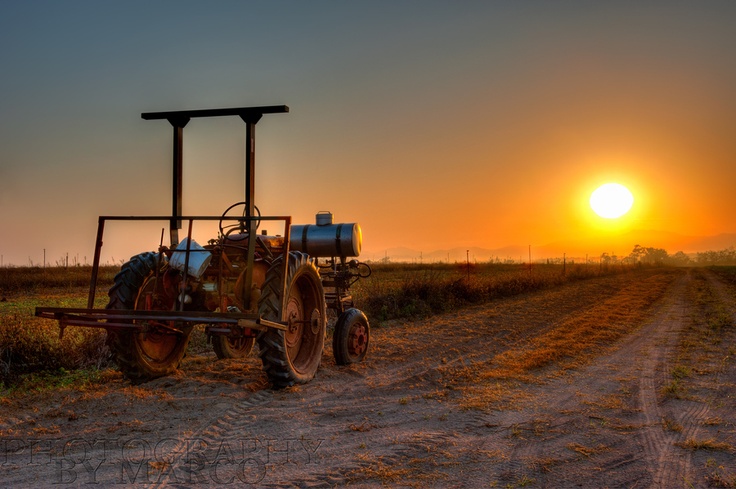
left=364, top=232, right=736, bottom=263
left=364, top=246, right=490, bottom=263
left=366, top=245, right=550, bottom=263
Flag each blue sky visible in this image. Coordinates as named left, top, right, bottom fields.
left=2, top=2, right=736, bottom=265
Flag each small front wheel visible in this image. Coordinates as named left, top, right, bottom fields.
left=333, top=308, right=370, bottom=365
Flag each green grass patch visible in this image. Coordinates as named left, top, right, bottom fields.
left=0, top=292, right=112, bottom=386
left=0, top=366, right=114, bottom=398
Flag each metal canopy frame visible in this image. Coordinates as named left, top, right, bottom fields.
left=140, top=105, right=289, bottom=247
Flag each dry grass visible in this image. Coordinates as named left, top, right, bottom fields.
left=661, top=416, right=684, bottom=433
left=582, top=393, right=626, bottom=410
left=354, top=262, right=634, bottom=323
left=705, top=470, right=736, bottom=488
left=675, top=438, right=734, bottom=452
left=0, top=266, right=118, bottom=387
left=346, top=453, right=449, bottom=487
left=492, top=273, right=671, bottom=378
left=0, top=265, right=117, bottom=297
left=665, top=268, right=736, bottom=401
left=567, top=442, right=611, bottom=458
left=0, top=293, right=112, bottom=387
left=486, top=272, right=671, bottom=378
left=446, top=270, right=678, bottom=410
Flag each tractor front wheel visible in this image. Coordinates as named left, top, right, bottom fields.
left=333, top=308, right=370, bottom=365
left=257, top=252, right=326, bottom=388
left=106, top=252, right=191, bottom=383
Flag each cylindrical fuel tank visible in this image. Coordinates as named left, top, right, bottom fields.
left=290, top=222, right=362, bottom=257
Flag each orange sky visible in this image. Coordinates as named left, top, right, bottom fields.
left=1, top=3, right=735, bottom=265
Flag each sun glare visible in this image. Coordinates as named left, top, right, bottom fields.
left=590, top=183, right=634, bottom=219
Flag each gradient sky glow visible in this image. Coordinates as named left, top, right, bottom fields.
left=1, top=1, right=735, bottom=265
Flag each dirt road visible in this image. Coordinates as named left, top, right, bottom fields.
left=1, top=267, right=734, bottom=488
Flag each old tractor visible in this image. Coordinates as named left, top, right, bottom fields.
left=35, top=105, right=372, bottom=387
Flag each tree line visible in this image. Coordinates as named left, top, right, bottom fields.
left=623, top=245, right=736, bottom=266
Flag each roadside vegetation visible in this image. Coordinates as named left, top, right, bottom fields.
left=0, top=266, right=118, bottom=390
left=663, top=268, right=735, bottom=401
left=442, top=269, right=680, bottom=410
left=353, top=261, right=633, bottom=322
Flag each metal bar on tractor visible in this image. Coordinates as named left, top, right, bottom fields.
left=181, top=219, right=195, bottom=312
left=35, top=307, right=290, bottom=333
left=281, top=216, right=292, bottom=317
left=254, top=317, right=288, bottom=332
left=208, top=327, right=247, bottom=335
left=87, top=216, right=105, bottom=309
left=61, top=318, right=186, bottom=334
left=96, top=215, right=290, bottom=222
left=170, top=118, right=189, bottom=247
left=36, top=307, right=258, bottom=323
left=242, top=117, right=259, bottom=310
left=141, top=105, right=289, bottom=121
left=241, top=113, right=261, bottom=215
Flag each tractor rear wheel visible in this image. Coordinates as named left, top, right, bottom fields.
left=333, top=308, right=370, bottom=365
left=212, top=334, right=254, bottom=359
left=106, top=252, right=191, bottom=383
left=257, top=252, right=326, bottom=388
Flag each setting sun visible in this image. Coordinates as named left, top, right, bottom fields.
left=590, top=183, right=634, bottom=219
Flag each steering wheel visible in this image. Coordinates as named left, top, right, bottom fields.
left=219, top=202, right=261, bottom=239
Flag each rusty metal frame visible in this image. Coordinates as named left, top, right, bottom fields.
left=36, top=214, right=292, bottom=334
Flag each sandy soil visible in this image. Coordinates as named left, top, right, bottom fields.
left=1, top=268, right=734, bottom=488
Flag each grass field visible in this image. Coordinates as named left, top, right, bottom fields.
left=353, top=261, right=631, bottom=321
left=0, top=261, right=650, bottom=389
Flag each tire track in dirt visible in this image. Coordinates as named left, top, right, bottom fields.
left=141, top=389, right=276, bottom=489
left=643, top=268, right=736, bottom=488
left=455, top=269, right=689, bottom=487
left=635, top=272, right=697, bottom=488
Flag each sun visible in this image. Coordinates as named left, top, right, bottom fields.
left=590, top=183, right=634, bottom=219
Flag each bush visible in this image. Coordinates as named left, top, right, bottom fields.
left=354, top=262, right=629, bottom=323
left=0, top=266, right=116, bottom=386
left=0, top=307, right=111, bottom=386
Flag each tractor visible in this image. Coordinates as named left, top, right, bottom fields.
left=35, top=105, right=371, bottom=388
